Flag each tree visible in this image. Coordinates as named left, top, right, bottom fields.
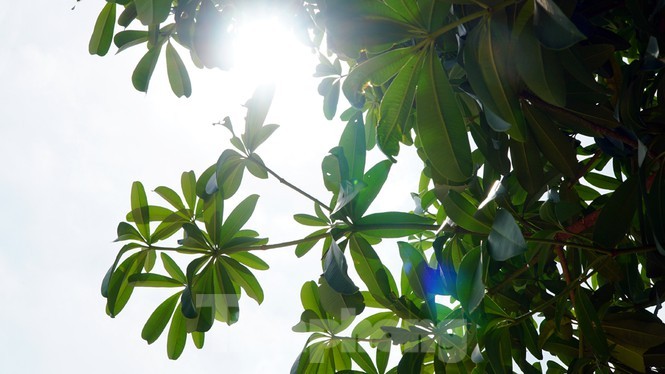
left=90, top=0, right=665, bottom=372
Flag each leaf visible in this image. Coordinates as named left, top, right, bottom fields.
left=353, top=160, right=392, bottom=218
left=166, top=306, right=187, bottom=359
left=213, top=261, right=240, bottom=325
left=523, top=104, right=578, bottom=179
left=294, top=214, right=328, bottom=227
left=252, top=124, right=280, bottom=151
left=456, top=246, right=484, bottom=313
left=215, top=149, right=245, bottom=199
left=593, top=176, right=639, bottom=248
left=534, top=0, right=586, bottom=50
left=442, top=191, right=491, bottom=234
left=203, top=190, right=224, bottom=246
left=134, top=0, right=172, bottom=26
left=342, top=47, right=415, bottom=108
left=295, top=229, right=330, bottom=258
left=320, top=77, right=340, bottom=120
left=323, top=241, right=359, bottom=295
left=397, top=351, right=426, bottom=374
left=142, top=292, right=180, bottom=344
left=509, top=137, right=545, bottom=195
left=318, top=278, right=365, bottom=320
left=154, top=186, right=187, bottom=212
left=349, top=235, right=398, bottom=307
left=229, top=252, right=269, bottom=270
left=132, top=44, right=162, bottom=92
left=464, top=16, right=526, bottom=141
left=355, top=212, right=434, bottom=238
left=398, top=242, right=443, bottom=298
left=484, top=326, right=512, bottom=372
left=341, top=339, right=379, bottom=374
left=219, top=194, right=259, bottom=247
left=574, top=288, right=610, bottom=361
left=129, top=273, right=184, bottom=287
left=339, top=114, right=367, bottom=183
left=220, top=257, right=264, bottom=304
left=488, top=209, right=527, bottom=261
left=113, top=30, right=148, bottom=53
left=332, top=179, right=367, bottom=216
left=161, top=253, right=186, bottom=283
left=129, top=181, right=151, bottom=242
left=416, top=47, right=473, bottom=183
left=115, top=221, right=145, bottom=242
left=243, top=84, right=275, bottom=153
left=107, top=251, right=147, bottom=317
left=516, top=25, right=566, bottom=106
left=378, top=50, right=424, bottom=158
left=165, top=43, right=192, bottom=98
left=191, top=331, right=205, bottom=349
left=118, top=2, right=137, bottom=27
left=181, top=171, right=197, bottom=211
left=89, top=2, right=116, bottom=56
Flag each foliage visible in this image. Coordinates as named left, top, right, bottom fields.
left=90, top=0, right=665, bottom=372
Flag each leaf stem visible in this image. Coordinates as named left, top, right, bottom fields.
left=246, top=154, right=333, bottom=212
left=224, top=231, right=331, bottom=254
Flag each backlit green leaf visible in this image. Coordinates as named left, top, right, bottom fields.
left=142, top=292, right=180, bottom=344
left=488, top=209, right=527, bottom=261
left=416, top=47, right=473, bottom=182
left=134, top=0, right=172, bottom=26
left=456, top=246, right=484, bottom=313
left=165, top=43, right=192, bottom=98
left=89, top=2, right=116, bottom=56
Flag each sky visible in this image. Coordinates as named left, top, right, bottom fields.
left=0, top=1, right=422, bottom=372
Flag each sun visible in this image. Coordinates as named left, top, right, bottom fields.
left=227, top=15, right=318, bottom=97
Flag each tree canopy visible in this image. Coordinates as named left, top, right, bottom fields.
left=90, top=0, right=665, bottom=372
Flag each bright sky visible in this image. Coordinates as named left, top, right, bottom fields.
left=0, top=2, right=421, bottom=372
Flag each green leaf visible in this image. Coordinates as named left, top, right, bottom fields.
left=318, top=278, right=365, bottom=321
left=165, top=43, right=192, bottom=98
left=456, top=246, right=484, bottom=313
left=352, top=312, right=398, bottom=339
left=101, top=243, right=142, bottom=298
left=161, top=253, right=186, bottom=283
left=320, top=77, right=340, bottom=120
left=130, top=181, right=151, bottom=242
left=220, top=257, right=264, bottom=304
left=464, top=16, right=526, bottom=141
left=509, top=136, right=545, bottom=195
left=89, top=2, right=116, bottom=56
left=339, top=114, right=367, bottom=183
left=181, top=171, right=197, bottom=211
left=166, top=306, right=187, bottom=359
left=219, top=194, right=259, bottom=247
left=534, top=0, right=586, bottom=50
left=215, top=149, right=245, bottom=199
left=243, top=84, right=275, bottom=153
left=300, top=281, right=326, bottom=319
left=323, top=241, right=359, bottom=295
left=355, top=212, right=434, bottom=238
left=118, top=2, right=137, bottom=27
left=397, top=351, right=426, bottom=374
left=442, top=191, right=491, bottom=234
left=574, top=288, right=610, bottom=361
left=584, top=172, right=620, bottom=190
left=294, top=214, right=328, bottom=227
left=523, top=104, right=578, bottom=179
left=213, top=261, right=240, bottom=325
left=129, top=273, right=184, bottom=287
left=252, top=124, right=279, bottom=151
left=349, top=235, right=398, bottom=307
left=332, top=179, right=367, bottom=217
left=516, top=25, right=566, bottom=106
left=484, top=326, right=512, bottom=372
left=203, top=190, right=224, bottom=246
left=115, top=221, right=145, bottom=242
left=229, top=252, right=269, bottom=270
left=191, top=331, right=205, bottom=349
left=295, top=229, right=330, bottom=258
left=378, top=50, right=424, bottom=158
left=134, top=0, right=172, bottom=26
left=154, top=185, right=187, bottom=212
left=132, top=44, right=162, bottom=92
left=341, top=339, right=379, bottom=374
left=142, top=292, right=181, bottom=344
left=488, top=209, right=527, bottom=261
left=113, top=30, right=148, bottom=53
left=342, top=47, right=415, bottom=108
left=353, top=160, right=392, bottom=218
left=398, top=242, right=442, bottom=298
left=107, top=251, right=147, bottom=317
left=416, top=47, right=473, bottom=182
left=593, top=176, right=639, bottom=248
